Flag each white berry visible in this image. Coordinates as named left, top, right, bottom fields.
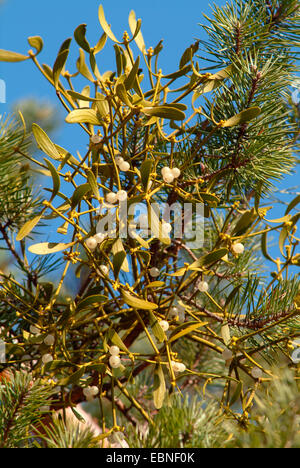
left=177, top=363, right=186, bottom=373
left=198, top=281, right=209, bottom=293
left=115, top=156, right=124, bottom=166
left=83, top=387, right=92, bottom=397
left=99, top=265, right=109, bottom=276
left=85, top=237, right=97, bottom=251
left=159, top=320, right=169, bottom=332
left=44, top=335, right=55, bottom=346
left=162, top=222, right=172, bottom=233
left=222, top=349, right=233, bottom=361
left=119, top=161, right=130, bottom=172
left=171, top=361, right=185, bottom=373
left=109, top=345, right=120, bottom=356
left=109, top=355, right=121, bottom=368
left=170, top=306, right=179, bottom=318
left=161, top=167, right=172, bottom=176
left=163, top=172, right=175, bottom=184
left=171, top=167, right=181, bottom=178
left=94, top=232, right=105, bottom=244
left=90, top=386, right=99, bottom=396
left=30, top=325, right=40, bottom=335
left=232, top=242, right=245, bottom=255
left=149, top=267, right=160, bottom=278
left=251, top=367, right=263, bottom=379
left=106, top=192, right=118, bottom=204
left=117, top=190, right=128, bottom=202
left=91, top=134, right=101, bottom=144
left=42, top=354, right=53, bottom=364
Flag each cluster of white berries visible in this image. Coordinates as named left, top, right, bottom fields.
left=232, top=242, right=245, bottom=255
left=83, top=385, right=99, bottom=401
left=161, top=167, right=181, bottom=184
left=159, top=320, right=169, bottom=332
left=109, top=345, right=122, bottom=369
left=106, top=190, right=128, bottom=204
left=198, top=281, right=209, bottom=293
left=170, top=361, right=186, bottom=373
left=115, top=156, right=130, bottom=172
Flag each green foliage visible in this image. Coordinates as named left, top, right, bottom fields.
left=36, top=416, right=101, bottom=448
left=0, top=371, right=54, bottom=448
left=0, top=0, right=299, bottom=448
left=126, top=393, right=228, bottom=448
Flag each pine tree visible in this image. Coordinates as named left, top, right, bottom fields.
left=0, top=0, right=299, bottom=448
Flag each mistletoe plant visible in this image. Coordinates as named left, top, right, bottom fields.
left=0, top=0, right=299, bottom=446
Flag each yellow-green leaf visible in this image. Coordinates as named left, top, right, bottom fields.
left=115, top=82, right=133, bottom=107
left=77, top=294, right=107, bottom=311
left=107, top=329, right=130, bottom=354
left=222, top=107, right=261, bottom=128
left=124, top=56, right=140, bottom=91
left=67, top=90, right=98, bottom=102
left=188, top=248, right=228, bottom=270
left=0, top=49, right=28, bottom=62
left=221, top=323, right=231, bottom=346
left=28, top=36, right=43, bottom=54
left=142, top=106, right=185, bottom=121
left=76, top=48, right=94, bottom=82
left=16, top=215, right=43, bottom=241
left=285, top=194, right=300, bottom=215
left=98, top=5, right=120, bottom=43
left=53, top=38, right=72, bottom=88
left=122, top=290, right=158, bottom=310
left=261, top=232, right=276, bottom=263
left=94, top=32, right=107, bottom=54
left=148, top=203, right=171, bottom=245
left=140, top=159, right=152, bottom=191
left=58, top=367, right=86, bottom=386
left=145, top=281, right=165, bottom=289
left=44, top=158, right=60, bottom=200
left=28, top=242, right=75, bottom=255
left=65, top=108, right=100, bottom=125
left=74, top=24, right=90, bottom=52
left=71, top=183, right=91, bottom=208
left=112, top=239, right=129, bottom=273
left=229, top=381, right=243, bottom=407
left=169, top=321, right=208, bottom=343
left=233, top=209, right=258, bottom=236
left=265, top=215, right=292, bottom=224
left=32, top=124, right=61, bottom=160
left=128, top=10, right=146, bottom=52
left=149, top=311, right=165, bottom=343
left=86, top=169, right=99, bottom=199
left=153, top=363, right=166, bottom=409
